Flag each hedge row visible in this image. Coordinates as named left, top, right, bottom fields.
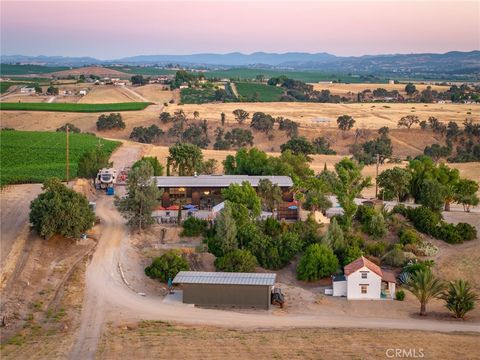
left=394, top=205, right=477, bottom=244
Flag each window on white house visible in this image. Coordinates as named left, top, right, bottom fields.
left=361, top=272, right=368, bottom=279
left=361, top=285, right=368, bottom=294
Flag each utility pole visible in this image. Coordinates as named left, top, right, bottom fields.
left=66, top=124, right=69, bottom=184
left=375, top=153, right=380, bottom=199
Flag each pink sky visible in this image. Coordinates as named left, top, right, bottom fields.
left=1, top=1, right=479, bottom=58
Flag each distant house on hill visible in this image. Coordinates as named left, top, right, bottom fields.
left=20, top=87, right=36, bottom=94
left=332, top=256, right=396, bottom=300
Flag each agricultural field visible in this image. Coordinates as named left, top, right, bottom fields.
left=180, top=87, right=217, bottom=104
left=0, top=64, right=69, bottom=76
left=106, top=66, right=176, bottom=76
left=235, top=82, right=284, bottom=101
left=203, top=68, right=385, bottom=83
left=50, top=66, right=129, bottom=78
left=0, top=130, right=120, bottom=186
left=131, top=84, right=174, bottom=104
left=0, top=102, right=151, bottom=112
left=310, top=82, right=452, bottom=95
left=77, top=87, right=142, bottom=104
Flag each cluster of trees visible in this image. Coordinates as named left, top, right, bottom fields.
left=267, top=76, right=345, bottom=103
left=350, top=127, right=393, bottom=165
left=223, top=148, right=314, bottom=181
left=213, top=127, right=254, bottom=150
left=280, top=136, right=336, bottom=155
left=129, top=125, right=164, bottom=143
left=420, top=119, right=480, bottom=163
left=78, top=147, right=111, bottom=179
left=96, top=113, right=125, bottom=131
left=131, top=75, right=149, bottom=86
left=205, top=183, right=319, bottom=272
left=380, top=156, right=479, bottom=212
left=166, top=143, right=217, bottom=176
left=169, top=70, right=198, bottom=89
left=159, top=110, right=210, bottom=148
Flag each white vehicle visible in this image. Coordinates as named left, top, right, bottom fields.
left=95, top=168, right=117, bottom=189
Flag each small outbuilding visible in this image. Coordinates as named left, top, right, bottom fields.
left=173, top=271, right=276, bottom=310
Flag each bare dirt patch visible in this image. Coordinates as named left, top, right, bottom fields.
left=97, top=321, right=479, bottom=360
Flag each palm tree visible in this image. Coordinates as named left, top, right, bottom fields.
left=441, top=280, right=478, bottom=319
left=405, top=268, right=444, bottom=316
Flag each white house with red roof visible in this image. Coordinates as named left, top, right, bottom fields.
left=332, top=256, right=396, bottom=300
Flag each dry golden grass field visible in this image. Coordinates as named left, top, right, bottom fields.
left=95, top=321, right=479, bottom=360
left=172, top=102, right=478, bottom=128
left=130, top=84, right=173, bottom=104
left=309, top=82, right=451, bottom=96
left=77, top=86, right=142, bottom=104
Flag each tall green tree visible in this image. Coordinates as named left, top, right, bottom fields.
left=210, top=201, right=238, bottom=257
left=222, top=181, right=261, bottom=219
left=323, top=217, right=345, bottom=252
left=132, top=156, right=164, bottom=176
left=441, top=280, right=478, bottom=319
left=405, top=268, right=444, bottom=316
left=333, top=158, right=371, bottom=229
left=29, top=178, right=95, bottom=239
left=337, top=115, right=355, bottom=131
left=77, top=147, right=111, bottom=179
left=408, top=156, right=437, bottom=203
left=454, top=179, right=479, bottom=212
left=436, top=163, right=459, bottom=211
left=115, top=162, right=161, bottom=231
left=167, top=143, right=204, bottom=176
left=257, top=178, right=283, bottom=213
left=377, top=167, right=412, bottom=201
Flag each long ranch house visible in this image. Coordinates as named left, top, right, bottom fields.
left=153, top=175, right=298, bottom=220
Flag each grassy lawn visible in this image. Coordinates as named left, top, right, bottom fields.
left=0, top=130, right=120, bottom=186
left=0, top=64, right=69, bottom=76
left=235, top=82, right=284, bottom=101
left=0, top=102, right=151, bottom=112
left=180, top=87, right=217, bottom=104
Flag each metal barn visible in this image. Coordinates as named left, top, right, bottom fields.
left=173, top=271, right=276, bottom=310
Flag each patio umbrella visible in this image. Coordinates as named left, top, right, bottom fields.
left=288, top=205, right=298, bottom=210
left=183, top=204, right=196, bottom=210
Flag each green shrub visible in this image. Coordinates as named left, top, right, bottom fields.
left=144, top=250, right=189, bottom=282
left=297, top=244, right=339, bottom=281
left=382, top=245, right=406, bottom=267
left=365, top=241, right=387, bottom=257
left=455, top=222, right=477, bottom=242
left=214, top=249, right=257, bottom=272
left=363, top=213, right=387, bottom=239
left=406, top=206, right=441, bottom=234
left=181, top=217, right=209, bottom=237
left=399, top=228, right=422, bottom=245
left=403, top=260, right=435, bottom=274
left=395, top=290, right=405, bottom=301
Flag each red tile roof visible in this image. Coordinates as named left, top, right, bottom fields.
left=344, top=256, right=383, bottom=278
left=381, top=270, right=397, bottom=283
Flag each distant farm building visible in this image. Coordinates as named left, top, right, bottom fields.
left=78, top=90, right=87, bottom=96
left=20, top=87, right=36, bottom=94
left=173, top=271, right=277, bottom=309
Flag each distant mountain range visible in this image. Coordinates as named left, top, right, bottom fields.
left=1, top=51, right=479, bottom=78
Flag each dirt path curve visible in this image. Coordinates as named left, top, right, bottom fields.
left=121, top=86, right=151, bottom=103
left=230, top=82, right=239, bottom=98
